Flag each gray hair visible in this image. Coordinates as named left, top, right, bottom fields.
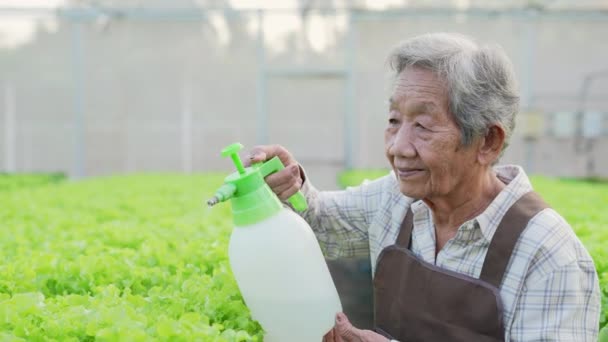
left=388, top=33, right=520, bottom=151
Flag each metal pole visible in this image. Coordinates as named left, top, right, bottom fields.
left=4, top=83, right=16, bottom=172
left=576, top=69, right=608, bottom=177
left=256, top=9, right=268, bottom=145
left=521, top=10, right=537, bottom=173
left=126, top=113, right=135, bottom=172
left=70, top=19, right=86, bottom=178
left=181, top=79, right=193, bottom=173
left=2, top=7, right=607, bottom=21
left=344, top=10, right=356, bottom=169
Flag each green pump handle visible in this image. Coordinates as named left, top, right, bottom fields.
left=256, top=157, right=308, bottom=211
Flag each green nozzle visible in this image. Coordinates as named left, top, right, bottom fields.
left=208, top=142, right=308, bottom=226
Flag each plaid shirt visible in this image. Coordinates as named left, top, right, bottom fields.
left=300, top=165, right=601, bottom=341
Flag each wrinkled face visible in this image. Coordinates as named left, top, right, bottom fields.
left=385, top=67, right=478, bottom=200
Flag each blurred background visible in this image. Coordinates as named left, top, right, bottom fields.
left=1, top=0, right=607, bottom=189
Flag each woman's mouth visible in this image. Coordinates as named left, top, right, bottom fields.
left=396, top=168, right=424, bottom=179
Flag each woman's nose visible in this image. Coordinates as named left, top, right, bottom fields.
left=391, top=126, right=417, bottom=158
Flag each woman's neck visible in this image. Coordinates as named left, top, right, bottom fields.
left=424, top=170, right=506, bottom=233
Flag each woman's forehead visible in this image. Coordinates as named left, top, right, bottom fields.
left=389, top=97, right=438, bottom=114
left=390, top=71, right=448, bottom=113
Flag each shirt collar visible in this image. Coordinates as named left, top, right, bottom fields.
left=410, top=164, right=534, bottom=242
left=476, top=165, right=533, bottom=241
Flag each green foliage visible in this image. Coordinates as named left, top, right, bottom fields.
left=1, top=171, right=606, bottom=340
left=337, top=169, right=389, bottom=190
left=600, top=326, right=608, bottom=342
left=339, top=169, right=608, bottom=331
left=0, top=173, right=66, bottom=192
left=0, top=174, right=262, bottom=341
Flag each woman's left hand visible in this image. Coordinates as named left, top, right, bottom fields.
left=322, top=313, right=390, bottom=342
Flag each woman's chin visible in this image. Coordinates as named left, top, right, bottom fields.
left=398, top=183, right=424, bottom=199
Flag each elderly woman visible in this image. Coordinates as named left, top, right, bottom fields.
left=247, top=33, right=600, bottom=341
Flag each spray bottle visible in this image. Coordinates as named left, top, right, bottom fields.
left=208, top=143, right=342, bottom=342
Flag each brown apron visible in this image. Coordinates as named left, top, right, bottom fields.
left=373, top=192, right=548, bottom=341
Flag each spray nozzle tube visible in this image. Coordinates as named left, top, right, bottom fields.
left=207, top=183, right=237, bottom=207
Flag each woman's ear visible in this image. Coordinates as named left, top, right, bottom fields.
left=478, top=125, right=506, bottom=166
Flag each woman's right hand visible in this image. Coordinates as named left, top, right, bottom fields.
left=323, top=313, right=390, bottom=342
left=244, top=144, right=303, bottom=201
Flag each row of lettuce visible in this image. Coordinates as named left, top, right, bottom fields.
left=1, top=173, right=262, bottom=341
left=0, top=172, right=606, bottom=340
left=0, top=173, right=66, bottom=192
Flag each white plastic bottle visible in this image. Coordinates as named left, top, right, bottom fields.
left=209, top=143, right=342, bottom=342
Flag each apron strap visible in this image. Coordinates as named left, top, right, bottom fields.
left=394, top=193, right=548, bottom=288
left=479, top=191, right=549, bottom=288
left=395, top=207, right=415, bottom=249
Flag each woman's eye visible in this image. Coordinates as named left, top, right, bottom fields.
left=415, top=122, right=427, bottom=130
left=388, top=118, right=399, bottom=126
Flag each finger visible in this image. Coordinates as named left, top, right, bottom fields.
left=264, top=164, right=299, bottom=187
left=335, top=329, right=345, bottom=342
left=268, top=144, right=296, bottom=167
left=277, top=178, right=302, bottom=201
left=265, top=164, right=300, bottom=191
left=270, top=177, right=297, bottom=198
left=245, top=144, right=293, bottom=166
left=332, top=327, right=344, bottom=342
left=322, top=328, right=333, bottom=342
left=243, top=147, right=268, bottom=167
left=360, top=330, right=390, bottom=342
left=335, top=313, right=360, bottom=342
